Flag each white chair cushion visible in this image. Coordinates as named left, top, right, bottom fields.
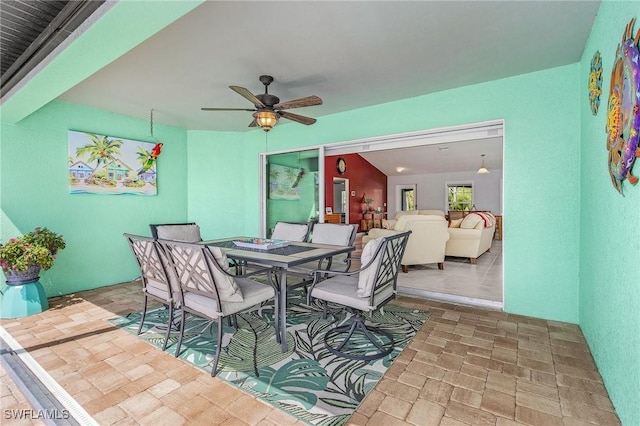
left=357, top=237, right=384, bottom=297
left=157, top=224, right=202, bottom=242
left=312, top=224, right=354, bottom=245
left=272, top=222, right=308, bottom=241
left=206, top=246, right=243, bottom=302
left=310, top=274, right=394, bottom=312
left=145, top=278, right=171, bottom=301
left=183, top=277, right=275, bottom=318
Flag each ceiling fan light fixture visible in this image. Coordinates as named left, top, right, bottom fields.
left=253, top=110, right=279, bottom=132
left=477, top=154, right=490, bottom=174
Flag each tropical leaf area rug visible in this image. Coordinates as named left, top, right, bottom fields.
left=109, top=288, right=430, bottom=426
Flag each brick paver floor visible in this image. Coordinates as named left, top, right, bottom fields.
left=0, top=281, right=620, bottom=425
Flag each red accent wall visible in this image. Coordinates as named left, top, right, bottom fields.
left=325, top=153, right=387, bottom=226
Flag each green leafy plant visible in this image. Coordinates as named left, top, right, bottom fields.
left=0, top=227, right=66, bottom=272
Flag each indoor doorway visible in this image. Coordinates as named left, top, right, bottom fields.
left=332, top=178, right=349, bottom=223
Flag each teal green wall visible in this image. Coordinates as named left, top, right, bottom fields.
left=1, top=101, right=189, bottom=296
left=579, top=2, right=640, bottom=425
left=3, top=1, right=638, bottom=422
left=186, top=130, right=258, bottom=238
left=189, top=64, right=582, bottom=323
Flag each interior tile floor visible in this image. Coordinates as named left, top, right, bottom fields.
left=0, top=277, right=620, bottom=425
left=397, top=240, right=503, bottom=305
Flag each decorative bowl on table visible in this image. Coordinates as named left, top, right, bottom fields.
left=233, top=238, right=290, bottom=250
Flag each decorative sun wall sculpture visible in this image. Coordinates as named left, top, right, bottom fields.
left=589, top=51, right=602, bottom=115
left=606, top=18, right=640, bottom=194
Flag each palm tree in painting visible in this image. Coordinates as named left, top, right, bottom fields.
left=269, top=168, right=280, bottom=193
left=136, top=146, right=153, bottom=176
left=285, top=167, right=297, bottom=187
left=75, top=133, right=122, bottom=182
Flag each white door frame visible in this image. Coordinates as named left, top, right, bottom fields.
left=332, top=177, right=350, bottom=223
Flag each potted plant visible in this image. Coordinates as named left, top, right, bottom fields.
left=0, top=227, right=65, bottom=318
left=364, top=197, right=374, bottom=212
left=360, top=194, right=375, bottom=213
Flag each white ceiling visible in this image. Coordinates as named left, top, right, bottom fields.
left=55, top=0, right=599, bottom=174
left=359, top=136, right=503, bottom=176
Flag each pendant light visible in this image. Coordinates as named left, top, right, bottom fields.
left=477, top=154, right=490, bottom=174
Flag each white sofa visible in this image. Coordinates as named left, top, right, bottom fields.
left=363, top=214, right=450, bottom=272
left=445, top=212, right=495, bottom=264
left=382, top=209, right=445, bottom=230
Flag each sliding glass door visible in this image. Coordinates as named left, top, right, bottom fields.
left=260, top=147, right=324, bottom=238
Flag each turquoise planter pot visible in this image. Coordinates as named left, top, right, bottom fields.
left=1, top=267, right=49, bottom=319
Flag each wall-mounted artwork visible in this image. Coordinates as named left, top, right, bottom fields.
left=268, top=163, right=304, bottom=200
left=606, top=18, right=640, bottom=194
left=68, top=130, right=160, bottom=195
left=589, top=50, right=602, bottom=115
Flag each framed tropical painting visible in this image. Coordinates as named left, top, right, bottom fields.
left=68, top=130, right=160, bottom=195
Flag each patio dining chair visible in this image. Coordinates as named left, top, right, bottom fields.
left=150, top=222, right=202, bottom=242
left=124, top=233, right=181, bottom=351
left=158, top=239, right=279, bottom=377
left=286, top=223, right=358, bottom=290
left=307, top=230, right=411, bottom=361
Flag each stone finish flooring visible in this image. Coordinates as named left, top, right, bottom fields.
left=0, top=281, right=620, bottom=425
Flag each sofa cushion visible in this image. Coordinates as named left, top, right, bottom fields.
left=394, top=210, right=420, bottom=220
left=357, top=237, right=384, bottom=297
left=460, top=213, right=484, bottom=229
left=419, top=210, right=446, bottom=217
left=394, top=214, right=446, bottom=231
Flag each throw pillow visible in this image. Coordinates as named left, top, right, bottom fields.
left=206, top=246, right=244, bottom=302
left=357, top=237, right=384, bottom=297
left=460, top=213, right=483, bottom=229
left=382, top=219, right=397, bottom=229
left=449, top=218, right=463, bottom=228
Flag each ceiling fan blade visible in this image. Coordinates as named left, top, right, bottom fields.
left=275, top=95, right=322, bottom=110
left=201, top=107, right=256, bottom=111
left=248, top=120, right=257, bottom=127
left=279, top=111, right=317, bottom=125
left=229, top=85, right=265, bottom=107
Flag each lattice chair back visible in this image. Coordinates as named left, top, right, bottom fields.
left=123, top=233, right=181, bottom=350
left=159, top=240, right=223, bottom=314
left=363, top=230, right=411, bottom=304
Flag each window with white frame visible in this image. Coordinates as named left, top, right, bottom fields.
left=446, top=182, right=473, bottom=211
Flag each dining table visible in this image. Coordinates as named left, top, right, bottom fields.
left=201, top=237, right=355, bottom=352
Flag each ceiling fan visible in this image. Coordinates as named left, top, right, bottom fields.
left=201, top=75, right=323, bottom=132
